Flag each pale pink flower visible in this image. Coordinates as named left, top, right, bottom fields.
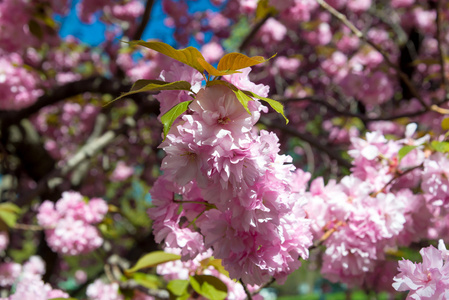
left=201, top=41, right=224, bottom=63
left=0, top=232, right=9, bottom=252
left=111, top=161, right=134, bottom=182
left=87, top=279, right=124, bottom=300
left=223, top=67, right=270, bottom=97
left=393, top=243, right=449, bottom=299
left=0, top=262, right=21, bottom=287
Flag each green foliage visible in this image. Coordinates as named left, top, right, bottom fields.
left=398, top=145, right=418, bottom=162
left=200, top=258, right=229, bottom=277
left=116, top=41, right=288, bottom=137
left=125, top=251, right=181, bottom=274
left=243, top=90, right=288, bottom=124
left=189, top=275, right=228, bottom=300
left=114, top=80, right=192, bottom=102
left=233, top=88, right=253, bottom=115
left=0, top=202, right=21, bottom=230
left=129, top=41, right=207, bottom=74
left=442, top=117, right=449, bottom=131
left=431, top=141, right=449, bottom=153
left=160, top=100, right=193, bottom=138
left=167, top=279, right=190, bottom=299
left=132, top=272, right=163, bottom=290
left=217, top=53, right=275, bottom=72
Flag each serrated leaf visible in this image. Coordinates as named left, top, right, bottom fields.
left=160, top=100, right=193, bottom=138
left=125, top=251, right=181, bottom=274
left=243, top=91, right=288, bottom=123
left=217, top=53, right=275, bottom=72
left=233, top=89, right=253, bottom=115
left=167, top=279, right=190, bottom=296
left=113, top=80, right=192, bottom=102
left=442, top=117, right=449, bottom=131
left=398, top=145, right=418, bottom=162
left=197, top=57, right=241, bottom=77
left=431, top=141, right=449, bottom=153
left=189, top=275, right=228, bottom=300
left=129, top=41, right=206, bottom=74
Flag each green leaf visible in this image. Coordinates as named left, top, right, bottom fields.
left=49, top=298, right=78, bottom=300
left=0, top=203, right=20, bottom=230
left=398, top=145, right=418, bottom=162
left=0, top=203, right=21, bottom=213
left=160, top=100, right=193, bottom=138
left=202, top=258, right=229, bottom=277
left=28, top=20, right=43, bottom=39
left=255, top=0, right=278, bottom=20
left=233, top=89, right=253, bottom=115
left=189, top=275, right=228, bottom=300
left=431, top=141, right=449, bottom=153
left=132, top=272, right=162, bottom=289
left=442, top=117, right=449, bottom=131
left=243, top=91, right=288, bottom=123
left=217, top=53, right=275, bottom=72
left=125, top=251, right=181, bottom=274
left=113, top=80, right=192, bottom=102
left=167, top=279, right=190, bottom=296
left=129, top=41, right=206, bottom=74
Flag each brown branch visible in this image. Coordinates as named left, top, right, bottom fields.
left=240, top=279, right=253, bottom=300
left=238, top=13, right=273, bottom=52
left=132, top=0, right=155, bottom=41
left=13, top=223, right=43, bottom=231
left=372, top=163, right=423, bottom=196
left=315, top=0, right=428, bottom=109
left=436, top=0, right=448, bottom=101
left=258, top=117, right=352, bottom=169
left=278, top=96, right=428, bottom=121
left=0, top=77, right=134, bottom=128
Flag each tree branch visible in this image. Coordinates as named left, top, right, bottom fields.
left=0, top=77, right=134, bottom=128
left=238, top=13, right=273, bottom=52
left=132, top=0, right=155, bottom=41
left=315, top=0, right=428, bottom=109
left=278, top=96, right=428, bottom=121
left=436, top=0, right=448, bottom=101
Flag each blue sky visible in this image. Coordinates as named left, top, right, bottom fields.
left=56, top=0, right=219, bottom=46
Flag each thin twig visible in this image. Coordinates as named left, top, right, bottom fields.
left=240, top=279, right=253, bottom=300
left=238, top=13, right=273, bottom=52
left=436, top=0, right=448, bottom=101
left=372, top=164, right=423, bottom=196
left=315, top=0, right=427, bottom=109
left=0, top=77, right=136, bottom=127
left=132, top=0, right=155, bottom=40
left=13, top=223, right=43, bottom=231
left=278, top=96, right=429, bottom=121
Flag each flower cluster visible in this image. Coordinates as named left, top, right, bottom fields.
left=304, top=124, right=434, bottom=288
left=0, top=53, right=42, bottom=110
left=0, top=256, right=69, bottom=300
left=37, top=191, right=108, bottom=255
left=393, top=240, right=449, bottom=299
left=148, top=67, right=313, bottom=286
